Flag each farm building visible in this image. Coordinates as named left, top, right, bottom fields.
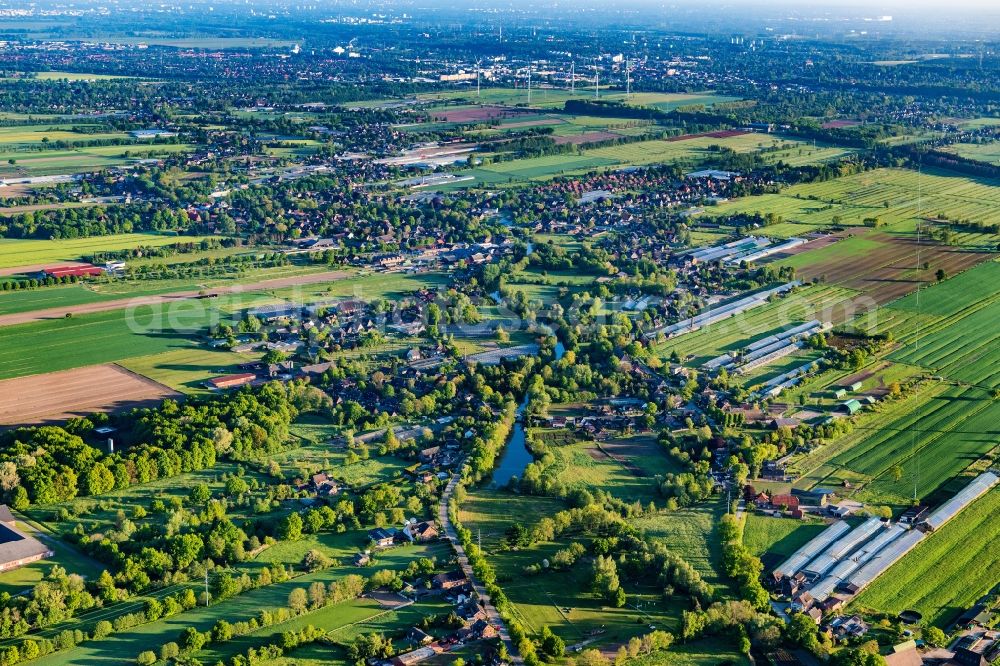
left=920, top=471, right=999, bottom=532
left=840, top=399, right=863, bottom=415
left=248, top=304, right=301, bottom=322
left=205, top=373, right=256, bottom=390
left=772, top=520, right=850, bottom=581
left=40, top=264, right=104, bottom=279
left=130, top=129, right=177, bottom=139
left=391, top=646, right=437, bottom=666
left=0, top=505, right=54, bottom=573
left=792, top=488, right=835, bottom=506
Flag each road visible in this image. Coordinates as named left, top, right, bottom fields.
left=438, top=470, right=521, bottom=663
left=0, top=270, right=351, bottom=327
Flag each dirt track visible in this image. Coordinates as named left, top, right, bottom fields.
left=0, top=270, right=351, bottom=327
left=0, top=363, right=181, bottom=427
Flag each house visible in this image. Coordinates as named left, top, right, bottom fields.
left=827, top=615, right=869, bottom=641
left=419, top=446, right=441, bottom=463
left=206, top=373, right=256, bottom=390
left=368, top=528, right=398, bottom=548
left=0, top=506, right=54, bottom=573
left=403, top=520, right=439, bottom=542
left=353, top=551, right=371, bottom=566
left=311, top=472, right=339, bottom=496
left=432, top=571, right=466, bottom=590
left=406, top=627, right=433, bottom=645
left=790, top=591, right=815, bottom=613
left=771, top=494, right=800, bottom=510
left=469, top=619, right=497, bottom=639
left=456, top=599, right=487, bottom=623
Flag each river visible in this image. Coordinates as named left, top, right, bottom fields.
left=489, top=341, right=564, bottom=488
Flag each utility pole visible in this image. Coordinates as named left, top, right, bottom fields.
left=595, top=64, right=599, bottom=99
left=570, top=61, right=574, bottom=93
left=527, top=64, right=531, bottom=104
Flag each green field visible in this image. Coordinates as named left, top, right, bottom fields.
left=632, top=497, right=734, bottom=593
left=742, top=513, right=828, bottom=567
left=711, top=168, right=1000, bottom=231
left=0, top=233, right=219, bottom=270
left=853, top=487, right=1000, bottom=629
left=120, top=347, right=260, bottom=393
left=941, top=141, right=1000, bottom=165
left=529, top=430, right=678, bottom=503
left=887, top=260, right=1000, bottom=317
left=587, top=134, right=792, bottom=166
left=891, top=313, right=1000, bottom=388
left=794, top=383, right=1000, bottom=506
left=468, top=155, right=619, bottom=183
left=0, top=305, right=221, bottom=379
left=0, top=124, right=128, bottom=148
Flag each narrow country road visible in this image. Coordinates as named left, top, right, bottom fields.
left=439, top=470, right=521, bottom=663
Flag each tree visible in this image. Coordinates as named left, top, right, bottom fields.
left=577, top=648, right=611, bottom=666
left=136, top=651, right=156, bottom=666
left=179, top=627, right=206, bottom=652
left=160, top=642, right=180, bottom=661
left=11, top=485, right=29, bottom=511
left=225, top=476, right=250, bottom=496
left=540, top=626, right=565, bottom=657
left=288, top=587, right=309, bottom=614
left=935, top=268, right=946, bottom=282
left=303, top=549, right=333, bottom=572
left=278, top=512, right=304, bottom=541
left=189, top=483, right=211, bottom=504
left=830, top=648, right=887, bottom=666
left=923, top=626, right=946, bottom=647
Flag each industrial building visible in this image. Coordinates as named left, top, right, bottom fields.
left=771, top=472, right=1000, bottom=616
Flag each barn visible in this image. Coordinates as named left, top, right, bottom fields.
left=40, top=264, right=104, bottom=279
left=0, top=506, right=53, bottom=573
left=205, top=373, right=256, bottom=390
